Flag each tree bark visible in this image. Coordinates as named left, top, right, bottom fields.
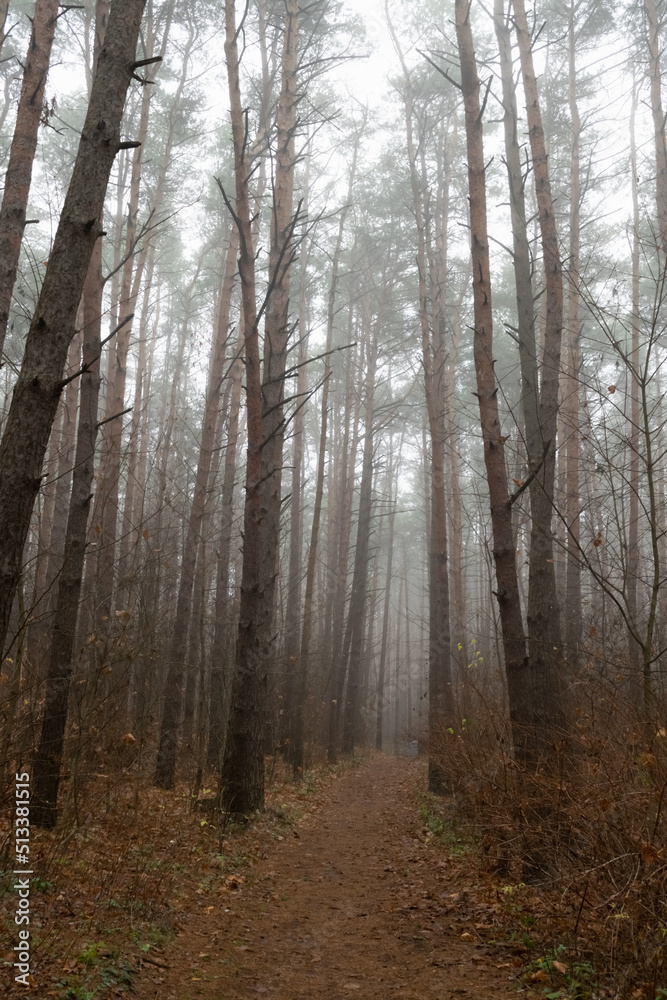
left=218, top=0, right=270, bottom=814
left=221, top=0, right=300, bottom=812
left=376, top=440, right=398, bottom=751
left=513, top=0, right=565, bottom=734
left=0, top=0, right=60, bottom=360
left=96, top=5, right=168, bottom=621
left=645, top=0, right=667, bottom=254
left=564, top=5, right=582, bottom=660
left=342, top=309, right=377, bottom=755
left=387, top=3, right=453, bottom=791
left=289, top=135, right=360, bottom=774
left=31, top=243, right=104, bottom=828
left=155, top=228, right=238, bottom=788
left=0, top=0, right=147, bottom=663
left=207, top=325, right=244, bottom=769
left=628, top=82, right=642, bottom=695
left=454, top=0, right=531, bottom=761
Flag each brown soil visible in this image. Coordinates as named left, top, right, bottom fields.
left=136, top=756, right=524, bottom=1000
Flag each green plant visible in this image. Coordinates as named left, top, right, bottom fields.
left=77, top=942, right=104, bottom=966
left=526, top=945, right=597, bottom=1000
left=60, top=987, right=93, bottom=1000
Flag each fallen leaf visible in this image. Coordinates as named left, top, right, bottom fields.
left=641, top=843, right=659, bottom=864
left=553, top=960, right=568, bottom=973
left=460, top=932, right=474, bottom=941
left=530, top=969, right=549, bottom=982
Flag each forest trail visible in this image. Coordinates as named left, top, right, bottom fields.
left=137, top=757, right=522, bottom=1000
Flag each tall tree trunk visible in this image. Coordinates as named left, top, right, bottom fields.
left=283, top=206, right=310, bottom=758
left=513, top=0, right=565, bottom=734
left=155, top=229, right=238, bottom=788
left=31, top=250, right=104, bottom=828
left=327, top=332, right=361, bottom=761
left=645, top=0, right=667, bottom=254
left=220, top=0, right=300, bottom=813
left=376, top=442, right=398, bottom=751
left=454, top=0, right=531, bottom=762
left=290, top=135, right=360, bottom=773
left=217, top=0, right=267, bottom=813
left=0, top=0, right=147, bottom=663
left=0, top=0, right=60, bottom=359
left=96, top=7, right=166, bottom=621
left=628, top=82, right=642, bottom=695
left=44, top=332, right=82, bottom=610
left=342, top=311, right=377, bottom=755
left=387, top=3, right=453, bottom=791
left=564, top=6, right=582, bottom=660
left=207, top=325, right=244, bottom=769
left=0, top=0, right=11, bottom=63
left=447, top=295, right=466, bottom=661
left=30, top=0, right=111, bottom=827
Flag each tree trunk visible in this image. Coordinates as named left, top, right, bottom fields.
left=31, top=246, right=104, bottom=828
left=645, top=0, right=667, bottom=254
left=628, top=83, right=642, bottom=694
left=217, top=0, right=269, bottom=814
left=290, top=136, right=360, bottom=773
left=454, top=0, right=531, bottom=761
left=207, top=325, right=244, bottom=769
left=327, top=333, right=361, bottom=761
left=0, top=0, right=147, bottom=663
left=376, top=442, right=398, bottom=751
left=564, top=6, right=582, bottom=660
left=387, top=5, right=453, bottom=791
left=342, top=311, right=377, bottom=755
left=0, top=1, right=11, bottom=63
left=96, top=12, right=164, bottom=621
left=283, top=203, right=310, bottom=761
left=44, top=332, right=82, bottom=610
left=513, top=0, right=565, bottom=735
left=0, top=0, right=60, bottom=359
left=221, top=0, right=300, bottom=813
left=155, top=228, right=238, bottom=789
left=30, top=0, right=110, bottom=823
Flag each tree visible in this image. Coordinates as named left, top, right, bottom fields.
left=0, top=0, right=61, bottom=360
left=0, top=0, right=148, bottom=665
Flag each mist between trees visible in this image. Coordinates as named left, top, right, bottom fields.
left=0, top=0, right=666, bottom=985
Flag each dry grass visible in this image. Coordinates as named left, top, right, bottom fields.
left=432, top=663, right=667, bottom=998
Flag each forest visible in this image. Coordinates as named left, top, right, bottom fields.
left=0, top=0, right=666, bottom=996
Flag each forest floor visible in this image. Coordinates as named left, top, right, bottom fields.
left=1, top=753, right=584, bottom=999
left=132, top=755, right=532, bottom=1000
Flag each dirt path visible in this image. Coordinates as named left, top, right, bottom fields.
left=137, top=757, right=522, bottom=999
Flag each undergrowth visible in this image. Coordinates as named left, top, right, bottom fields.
left=431, top=661, right=667, bottom=999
